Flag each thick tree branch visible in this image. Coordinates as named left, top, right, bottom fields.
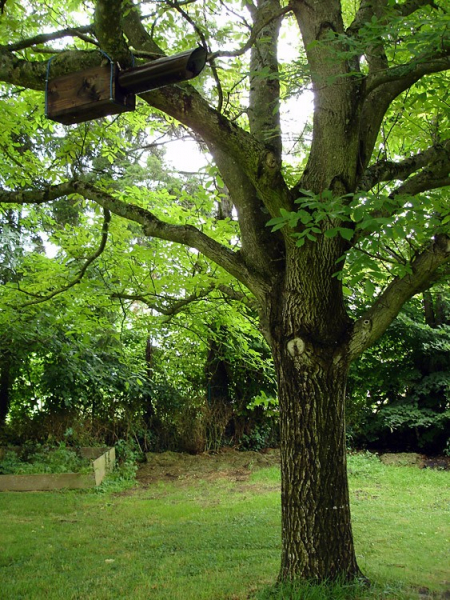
left=0, top=49, right=103, bottom=90
left=347, top=0, right=387, bottom=35
left=292, top=0, right=365, bottom=193
left=359, top=139, right=450, bottom=192
left=248, top=0, right=283, bottom=159
left=0, top=5, right=291, bottom=221
left=348, top=0, right=437, bottom=36
left=94, top=0, right=132, bottom=66
left=122, top=7, right=163, bottom=55
left=0, top=26, right=95, bottom=52
left=140, top=87, right=291, bottom=218
left=0, top=182, right=76, bottom=204
left=13, top=209, right=111, bottom=309
left=210, top=145, right=285, bottom=283
left=0, top=179, right=266, bottom=295
left=347, top=0, right=389, bottom=75
left=71, top=181, right=267, bottom=296
left=392, top=173, right=450, bottom=197
left=358, top=50, right=450, bottom=182
left=349, top=1, right=448, bottom=177
left=348, top=234, right=450, bottom=359
left=121, top=3, right=291, bottom=216
left=365, top=52, right=450, bottom=97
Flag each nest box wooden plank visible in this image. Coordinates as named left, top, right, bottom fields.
left=46, top=64, right=136, bottom=125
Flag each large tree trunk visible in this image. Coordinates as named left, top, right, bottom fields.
left=272, top=340, right=360, bottom=580
left=263, top=240, right=363, bottom=581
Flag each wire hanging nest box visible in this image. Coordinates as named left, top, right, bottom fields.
left=45, top=47, right=207, bottom=126
left=46, top=52, right=136, bottom=125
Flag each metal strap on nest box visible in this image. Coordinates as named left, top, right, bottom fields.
left=45, top=50, right=115, bottom=118
left=45, top=51, right=136, bottom=125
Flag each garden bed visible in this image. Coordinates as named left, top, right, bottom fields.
left=0, top=446, right=115, bottom=491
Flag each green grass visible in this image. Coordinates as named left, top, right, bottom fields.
left=0, top=453, right=448, bottom=600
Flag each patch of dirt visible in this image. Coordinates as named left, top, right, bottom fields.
left=136, top=448, right=280, bottom=486
left=379, top=453, right=450, bottom=470
left=415, top=585, right=450, bottom=599
left=422, top=456, right=450, bottom=470
left=380, top=453, right=426, bottom=467
left=136, top=450, right=449, bottom=487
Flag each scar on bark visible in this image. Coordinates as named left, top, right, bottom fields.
left=287, top=337, right=305, bottom=357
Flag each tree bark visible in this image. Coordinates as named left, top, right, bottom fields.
left=273, top=341, right=360, bottom=580
left=264, top=243, right=361, bottom=581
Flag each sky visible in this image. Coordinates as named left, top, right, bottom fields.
left=163, top=89, right=314, bottom=172
left=163, top=16, right=314, bottom=172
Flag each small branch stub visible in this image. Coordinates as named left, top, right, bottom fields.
left=287, top=337, right=305, bottom=357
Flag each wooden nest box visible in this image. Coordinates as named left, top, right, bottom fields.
left=46, top=47, right=207, bottom=126
left=46, top=60, right=136, bottom=125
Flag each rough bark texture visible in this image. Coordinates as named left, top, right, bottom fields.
left=261, top=240, right=360, bottom=579
left=275, top=345, right=358, bottom=579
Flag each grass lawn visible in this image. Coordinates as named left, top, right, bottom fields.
left=0, top=451, right=448, bottom=600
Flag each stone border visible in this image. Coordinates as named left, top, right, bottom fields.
left=0, top=447, right=115, bottom=491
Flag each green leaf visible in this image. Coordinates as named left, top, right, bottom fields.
left=338, top=228, right=354, bottom=241
left=364, top=280, right=376, bottom=298
left=324, top=228, right=340, bottom=238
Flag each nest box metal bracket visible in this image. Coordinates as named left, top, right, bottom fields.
left=46, top=47, right=207, bottom=125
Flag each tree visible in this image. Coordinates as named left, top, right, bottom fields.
left=0, top=0, right=449, bottom=582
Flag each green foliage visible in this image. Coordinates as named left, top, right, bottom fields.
left=96, top=439, right=141, bottom=492
left=0, top=0, right=448, bottom=463
left=247, top=390, right=279, bottom=418
left=114, top=438, right=143, bottom=472
left=0, top=443, right=91, bottom=474
left=347, top=296, right=450, bottom=453
left=267, top=187, right=449, bottom=296
left=240, top=423, right=277, bottom=452
left=0, top=0, right=449, bottom=586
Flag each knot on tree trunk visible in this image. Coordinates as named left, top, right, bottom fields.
left=286, top=337, right=305, bottom=357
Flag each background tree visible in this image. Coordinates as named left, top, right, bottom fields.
left=0, top=135, right=272, bottom=451
left=347, top=288, right=450, bottom=454
left=0, top=0, right=449, bottom=582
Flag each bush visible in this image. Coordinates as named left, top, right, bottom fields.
left=347, top=310, right=450, bottom=454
